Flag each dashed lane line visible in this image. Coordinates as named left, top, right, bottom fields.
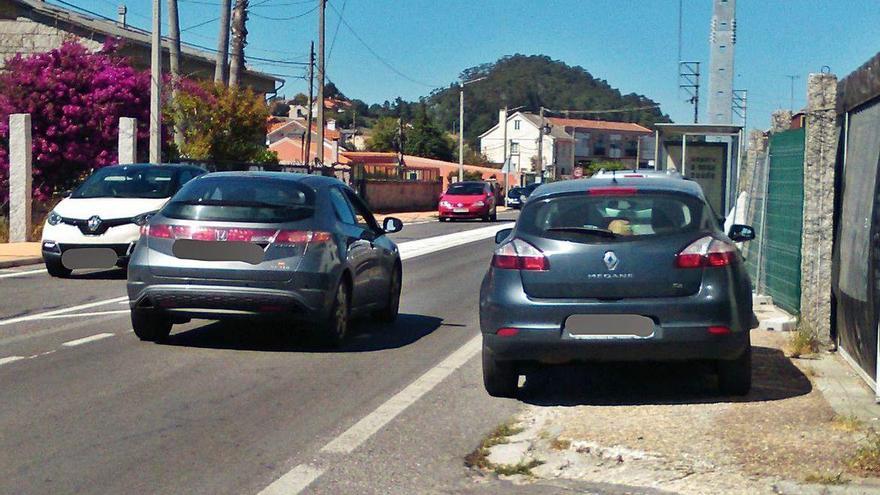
left=0, top=356, right=25, bottom=366
left=61, top=333, right=115, bottom=347
left=0, top=268, right=47, bottom=279
left=256, top=464, right=326, bottom=495
left=0, top=296, right=128, bottom=326
left=37, top=310, right=131, bottom=320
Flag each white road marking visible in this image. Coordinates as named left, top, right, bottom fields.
left=256, top=464, right=326, bottom=495
left=0, top=296, right=128, bottom=326
left=398, top=223, right=512, bottom=261
left=322, top=334, right=482, bottom=453
left=0, top=356, right=25, bottom=365
left=0, top=268, right=47, bottom=279
left=37, top=310, right=130, bottom=320
left=60, top=333, right=115, bottom=347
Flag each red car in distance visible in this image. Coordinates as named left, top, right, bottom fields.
left=438, top=181, right=498, bottom=222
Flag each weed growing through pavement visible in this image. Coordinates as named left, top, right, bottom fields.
left=549, top=438, right=571, bottom=450
left=849, top=431, right=880, bottom=474
left=465, top=421, right=540, bottom=476
left=786, top=320, right=820, bottom=358
left=493, top=459, right=544, bottom=476
left=804, top=471, right=849, bottom=485
left=831, top=414, right=863, bottom=433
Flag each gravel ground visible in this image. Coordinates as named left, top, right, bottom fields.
left=473, top=331, right=879, bottom=494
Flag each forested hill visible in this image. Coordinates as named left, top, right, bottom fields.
left=425, top=54, right=671, bottom=144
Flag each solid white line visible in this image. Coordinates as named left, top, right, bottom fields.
left=60, top=333, right=115, bottom=347
left=398, top=223, right=512, bottom=261
left=37, top=310, right=130, bottom=320
left=0, top=268, right=47, bottom=279
left=256, top=464, right=326, bottom=495
left=0, top=296, right=128, bottom=326
left=321, top=334, right=482, bottom=454
left=0, top=356, right=25, bottom=365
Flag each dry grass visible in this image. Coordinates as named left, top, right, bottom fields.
left=493, top=459, right=544, bottom=476
left=849, top=432, right=880, bottom=474
left=804, top=471, right=849, bottom=485
left=549, top=438, right=571, bottom=451
left=831, top=415, right=863, bottom=433
left=0, top=215, right=7, bottom=243
left=786, top=321, right=820, bottom=358
left=465, top=421, right=525, bottom=470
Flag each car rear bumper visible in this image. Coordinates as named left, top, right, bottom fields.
left=479, top=268, right=753, bottom=363
left=439, top=206, right=491, bottom=219
left=127, top=282, right=329, bottom=321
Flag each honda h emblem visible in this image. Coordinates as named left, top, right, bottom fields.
left=603, top=251, right=619, bottom=271
left=87, top=215, right=102, bottom=232
left=215, top=229, right=228, bottom=241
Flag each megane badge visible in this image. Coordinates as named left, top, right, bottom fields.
left=87, top=215, right=102, bottom=232
left=603, top=251, right=619, bottom=271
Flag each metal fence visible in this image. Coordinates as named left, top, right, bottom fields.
left=743, top=128, right=805, bottom=314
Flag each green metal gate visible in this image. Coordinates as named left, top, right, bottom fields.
left=762, top=128, right=805, bottom=314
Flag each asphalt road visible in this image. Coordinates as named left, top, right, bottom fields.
left=0, top=211, right=645, bottom=495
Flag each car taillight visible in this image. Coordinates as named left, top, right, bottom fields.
left=587, top=187, right=638, bottom=196
left=491, top=238, right=549, bottom=271
left=676, top=236, right=738, bottom=268
left=144, top=225, right=331, bottom=245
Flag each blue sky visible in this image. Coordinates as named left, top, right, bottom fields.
left=67, top=0, right=880, bottom=130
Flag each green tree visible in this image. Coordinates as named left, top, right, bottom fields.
left=168, top=80, right=277, bottom=164
left=404, top=105, right=454, bottom=161
left=366, top=117, right=400, bottom=152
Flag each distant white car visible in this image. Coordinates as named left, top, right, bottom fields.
left=41, top=164, right=205, bottom=277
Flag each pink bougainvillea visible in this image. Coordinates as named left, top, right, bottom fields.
left=0, top=40, right=151, bottom=200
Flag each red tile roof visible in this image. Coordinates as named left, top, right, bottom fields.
left=269, top=137, right=350, bottom=165
left=547, top=117, right=652, bottom=134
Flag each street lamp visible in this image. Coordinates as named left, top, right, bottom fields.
left=458, top=76, right=487, bottom=182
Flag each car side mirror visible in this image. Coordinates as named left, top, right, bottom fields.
left=728, top=224, right=755, bottom=242
left=495, top=228, right=513, bottom=244
left=383, top=216, right=403, bottom=234
left=63, top=189, right=72, bottom=198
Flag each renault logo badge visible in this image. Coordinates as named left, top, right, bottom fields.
left=603, top=251, right=619, bottom=271
left=87, top=215, right=102, bottom=232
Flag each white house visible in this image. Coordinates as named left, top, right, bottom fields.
left=479, top=111, right=574, bottom=182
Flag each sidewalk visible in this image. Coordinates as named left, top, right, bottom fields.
left=375, top=206, right=511, bottom=225
left=0, top=242, right=41, bottom=269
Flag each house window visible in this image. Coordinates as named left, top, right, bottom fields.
left=510, top=142, right=520, bottom=155
left=514, top=120, right=521, bottom=130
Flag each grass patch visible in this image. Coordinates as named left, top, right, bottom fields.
left=831, top=414, right=863, bottom=433
left=465, top=421, right=525, bottom=470
left=805, top=471, right=849, bottom=485
left=786, top=321, right=820, bottom=358
left=849, top=432, right=880, bottom=474
left=550, top=438, right=571, bottom=451
left=493, top=459, right=544, bottom=476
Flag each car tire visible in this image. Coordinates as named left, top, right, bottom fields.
left=439, top=217, right=447, bottom=222
left=374, top=265, right=401, bottom=323
left=131, top=310, right=172, bottom=342
left=45, top=258, right=72, bottom=278
left=319, top=280, right=351, bottom=348
left=482, top=346, right=518, bottom=398
left=490, top=209, right=498, bottom=222
left=718, top=345, right=752, bottom=396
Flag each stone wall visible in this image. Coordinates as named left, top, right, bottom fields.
left=800, top=73, right=838, bottom=346
left=0, top=17, right=101, bottom=67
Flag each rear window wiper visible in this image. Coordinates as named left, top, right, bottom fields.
left=545, top=226, right=618, bottom=238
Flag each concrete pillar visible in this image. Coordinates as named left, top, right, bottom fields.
left=800, top=73, right=838, bottom=347
left=739, top=129, right=768, bottom=195
left=770, top=110, right=793, bottom=134
left=8, top=114, right=32, bottom=243
left=118, top=117, right=137, bottom=164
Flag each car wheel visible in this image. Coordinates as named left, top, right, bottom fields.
left=439, top=217, right=447, bottom=222
left=319, top=280, right=350, bottom=347
left=45, top=258, right=72, bottom=278
left=482, top=346, right=518, bottom=398
left=131, top=310, right=172, bottom=342
left=718, top=345, right=751, bottom=396
left=374, top=265, right=401, bottom=323
left=490, top=209, right=498, bottom=222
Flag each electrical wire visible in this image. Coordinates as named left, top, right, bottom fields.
left=250, top=4, right=317, bottom=21
left=327, top=0, right=347, bottom=63
left=326, top=0, right=437, bottom=88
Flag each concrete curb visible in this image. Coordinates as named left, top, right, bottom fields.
left=0, top=256, right=42, bottom=269
left=753, top=294, right=797, bottom=332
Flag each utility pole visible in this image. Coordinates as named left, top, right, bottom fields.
left=536, top=106, right=545, bottom=182
left=501, top=106, right=508, bottom=201
left=679, top=61, right=700, bottom=123
left=316, top=0, right=326, bottom=165
left=458, top=87, right=464, bottom=182
left=214, top=0, right=231, bottom=84
left=397, top=117, right=404, bottom=178
left=785, top=74, right=800, bottom=111
left=149, top=0, right=161, bottom=163
left=304, top=41, right=314, bottom=165
left=167, top=0, right=183, bottom=148
left=228, top=0, right=248, bottom=87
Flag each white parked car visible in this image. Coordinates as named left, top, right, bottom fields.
left=41, top=164, right=206, bottom=277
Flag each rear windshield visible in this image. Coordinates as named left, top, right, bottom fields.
left=162, top=177, right=315, bottom=223
left=518, top=192, right=710, bottom=242
left=72, top=167, right=177, bottom=199
left=446, top=183, right=485, bottom=195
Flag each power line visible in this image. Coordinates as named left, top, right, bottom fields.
left=327, top=0, right=347, bottom=63
left=543, top=105, right=661, bottom=115
left=326, top=0, right=437, bottom=88
left=250, top=5, right=317, bottom=21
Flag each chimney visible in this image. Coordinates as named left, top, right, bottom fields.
left=499, top=109, right=507, bottom=126
left=117, top=5, right=127, bottom=27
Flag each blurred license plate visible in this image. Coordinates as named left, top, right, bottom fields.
left=61, top=248, right=117, bottom=269
left=564, top=314, right=654, bottom=339
left=453, top=208, right=468, bottom=213
left=172, top=239, right=265, bottom=265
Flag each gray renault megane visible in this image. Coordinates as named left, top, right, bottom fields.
left=479, top=176, right=757, bottom=397
left=127, top=172, right=403, bottom=346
